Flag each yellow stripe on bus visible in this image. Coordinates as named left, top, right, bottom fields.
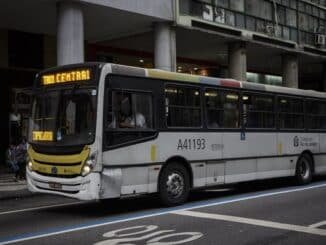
left=150, top=145, right=157, bottom=162
left=147, top=69, right=200, bottom=83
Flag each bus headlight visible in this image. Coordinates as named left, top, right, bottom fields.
left=81, top=165, right=91, bottom=176
left=81, top=152, right=97, bottom=176
left=27, top=161, right=33, bottom=171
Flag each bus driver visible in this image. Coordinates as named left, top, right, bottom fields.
left=118, top=96, right=147, bottom=129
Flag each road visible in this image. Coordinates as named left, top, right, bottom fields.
left=1, top=177, right=326, bottom=245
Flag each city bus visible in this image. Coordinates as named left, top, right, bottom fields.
left=27, top=63, right=326, bottom=206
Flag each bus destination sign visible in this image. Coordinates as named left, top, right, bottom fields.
left=32, top=131, right=53, bottom=141
left=41, top=69, right=91, bottom=85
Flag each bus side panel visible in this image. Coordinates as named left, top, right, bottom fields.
left=224, top=159, right=257, bottom=183
left=223, top=132, right=276, bottom=183
left=315, top=133, right=326, bottom=174
left=101, top=168, right=122, bottom=199
left=102, top=132, right=223, bottom=194
left=222, top=132, right=277, bottom=158
left=277, top=133, right=319, bottom=155
left=206, top=161, right=225, bottom=186
left=191, top=162, right=207, bottom=187
left=257, top=157, right=296, bottom=179
left=121, top=167, right=149, bottom=195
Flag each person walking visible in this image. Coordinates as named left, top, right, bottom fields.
left=6, top=142, right=20, bottom=181
left=15, top=137, right=27, bottom=180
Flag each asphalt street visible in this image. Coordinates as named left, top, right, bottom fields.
left=1, top=177, right=326, bottom=245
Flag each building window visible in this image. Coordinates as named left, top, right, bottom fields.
left=277, top=6, right=286, bottom=25
left=246, top=16, right=256, bottom=31
left=236, top=13, right=245, bottom=28
left=230, top=0, right=244, bottom=12
left=299, top=13, right=309, bottom=31
left=286, top=9, right=297, bottom=27
left=165, top=85, right=202, bottom=127
left=283, top=26, right=290, bottom=39
left=215, top=0, right=228, bottom=8
left=185, top=0, right=326, bottom=46
left=225, top=10, right=235, bottom=26
left=246, top=0, right=272, bottom=20
left=290, top=0, right=297, bottom=9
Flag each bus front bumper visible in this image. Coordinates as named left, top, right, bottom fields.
left=26, top=168, right=100, bottom=200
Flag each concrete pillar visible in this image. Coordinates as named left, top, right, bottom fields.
left=57, top=1, right=84, bottom=65
left=43, top=35, right=57, bottom=68
left=323, top=64, right=326, bottom=92
left=282, top=54, right=298, bottom=88
left=154, top=22, right=176, bottom=72
left=228, top=42, right=247, bottom=81
left=0, top=29, right=8, bottom=67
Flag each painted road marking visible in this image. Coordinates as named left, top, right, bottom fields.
left=94, top=225, right=203, bottom=245
left=1, top=181, right=326, bottom=244
left=172, top=210, right=326, bottom=237
left=309, top=221, right=326, bottom=228
left=0, top=201, right=83, bottom=216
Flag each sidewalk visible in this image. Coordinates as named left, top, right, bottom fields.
left=0, top=166, right=35, bottom=200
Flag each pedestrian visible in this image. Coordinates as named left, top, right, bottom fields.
left=15, top=137, right=27, bottom=180
left=6, top=141, right=20, bottom=181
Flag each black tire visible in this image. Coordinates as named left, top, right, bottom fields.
left=295, top=154, right=313, bottom=185
left=159, top=163, right=190, bottom=206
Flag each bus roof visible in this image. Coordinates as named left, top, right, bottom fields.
left=104, top=63, right=326, bottom=99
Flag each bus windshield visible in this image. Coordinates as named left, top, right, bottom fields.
left=29, top=86, right=97, bottom=146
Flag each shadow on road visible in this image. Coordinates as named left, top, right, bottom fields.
left=42, top=175, right=326, bottom=219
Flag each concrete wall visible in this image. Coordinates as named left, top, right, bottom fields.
left=0, top=29, right=8, bottom=67
left=80, top=0, right=174, bottom=20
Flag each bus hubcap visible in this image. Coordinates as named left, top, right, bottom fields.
left=166, top=172, right=184, bottom=199
left=299, top=159, right=310, bottom=179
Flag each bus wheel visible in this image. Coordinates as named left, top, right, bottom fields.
left=159, top=163, right=190, bottom=206
left=295, top=154, right=312, bottom=185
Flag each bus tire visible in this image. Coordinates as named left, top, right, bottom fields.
left=295, top=154, right=313, bottom=185
left=159, top=163, right=190, bottom=206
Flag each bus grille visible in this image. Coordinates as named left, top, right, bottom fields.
left=34, top=159, right=81, bottom=167
left=35, top=171, right=79, bottom=178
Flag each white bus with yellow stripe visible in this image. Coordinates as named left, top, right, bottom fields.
left=27, top=63, right=326, bottom=206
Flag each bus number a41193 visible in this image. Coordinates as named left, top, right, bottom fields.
left=177, top=138, right=206, bottom=150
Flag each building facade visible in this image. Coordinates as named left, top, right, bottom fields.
left=0, top=0, right=325, bottom=162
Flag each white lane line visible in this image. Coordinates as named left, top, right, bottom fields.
left=309, top=221, right=326, bottom=228
left=0, top=202, right=83, bottom=216
left=172, top=210, right=326, bottom=237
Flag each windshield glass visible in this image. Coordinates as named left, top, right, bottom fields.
left=29, top=87, right=97, bottom=146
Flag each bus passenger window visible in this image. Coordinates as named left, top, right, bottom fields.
left=165, top=85, right=201, bottom=127
left=243, top=93, right=275, bottom=128
left=205, top=89, right=239, bottom=128
left=223, top=92, right=239, bottom=128
left=110, top=92, right=152, bottom=129
left=278, top=97, right=304, bottom=129
left=105, top=90, right=154, bottom=147
left=306, top=100, right=326, bottom=130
